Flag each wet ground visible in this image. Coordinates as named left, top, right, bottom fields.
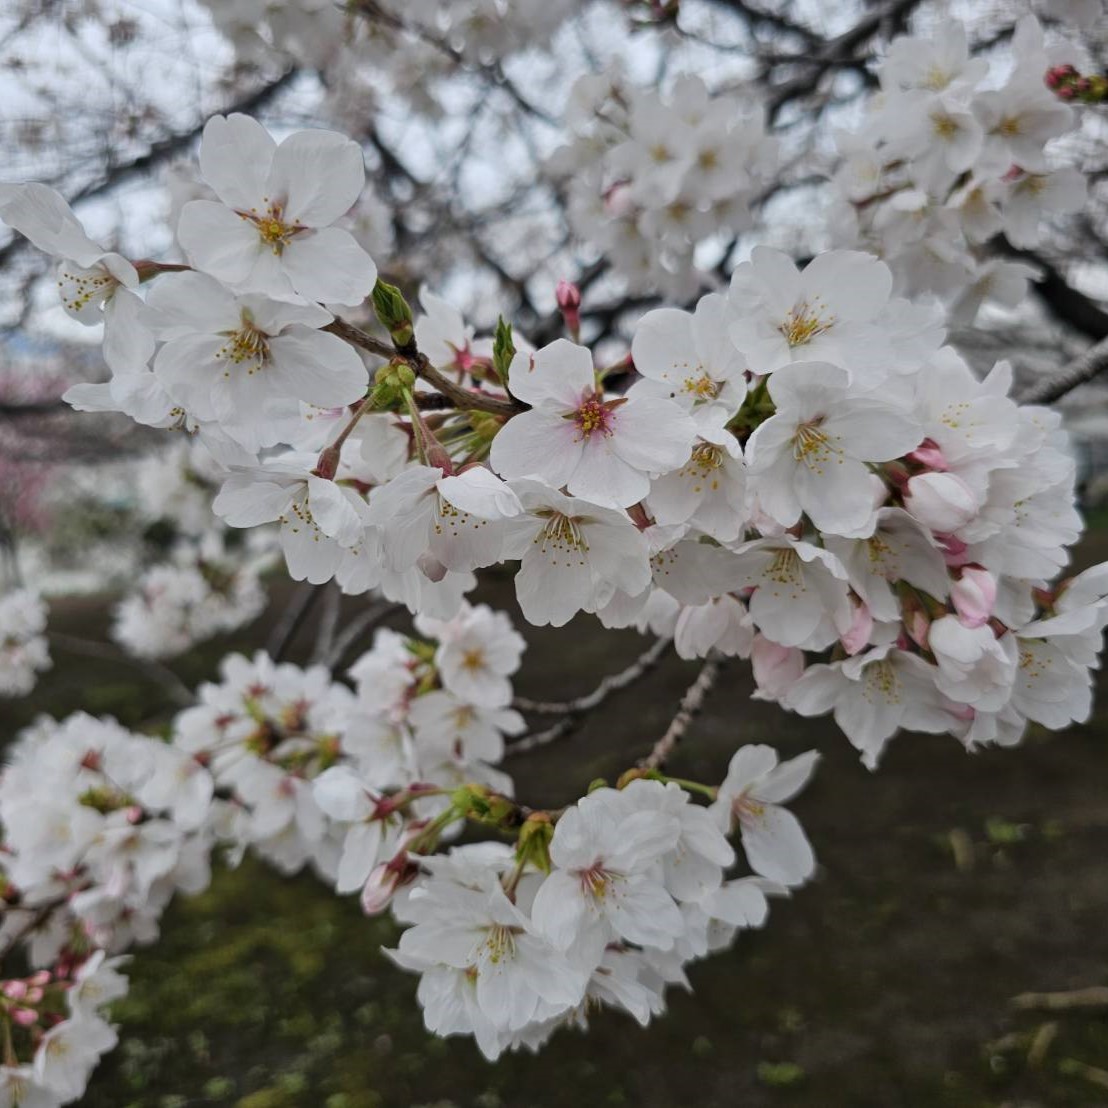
left=7, top=532, right=1108, bottom=1107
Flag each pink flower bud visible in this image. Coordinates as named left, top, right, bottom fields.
left=416, top=552, right=448, bottom=583
left=556, top=279, right=582, bottom=338
left=361, top=855, right=416, bottom=915
left=904, top=472, right=979, bottom=533
left=25, top=986, right=43, bottom=1004
left=1057, top=85, right=1076, bottom=100
left=3, top=979, right=27, bottom=999
left=11, top=1006, right=38, bottom=1027
left=951, top=565, right=997, bottom=628
left=750, top=635, right=804, bottom=699
left=936, top=532, right=971, bottom=568
left=906, top=438, right=949, bottom=471
left=840, top=601, right=874, bottom=656
left=556, top=279, right=581, bottom=311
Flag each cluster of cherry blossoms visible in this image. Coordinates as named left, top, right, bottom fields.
left=0, top=713, right=215, bottom=964
left=549, top=71, right=777, bottom=295
left=0, top=589, right=50, bottom=698
left=388, top=744, right=816, bottom=1059
left=2, top=4, right=1107, bottom=1087
left=0, top=952, right=126, bottom=1108
left=111, top=534, right=268, bottom=660
left=830, top=17, right=1087, bottom=321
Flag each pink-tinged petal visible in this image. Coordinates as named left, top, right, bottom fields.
left=268, top=129, right=365, bottom=227
left=490, top=409, right=582, bottom=489
left=144, top=270, right=241, bottom=338
left=754, top=750, right=820, bottom=804
left=800, top=250, right=892, bottom=322
left=199, top=113, right=275, bottom=210
left=437, top=468, right=522, bottom=519
left=630, top=308, right=697, bottom=385
left=610, top=396, right=697, bottom=474
left=268, top=326, right=368, bottom=408
left=506, top=339, right=594, bottom=408
left=566, top=436, right=649, bottom=509
left=741, top=804, right=815, bottom=886
left=336, top=822, right=384, bottom=894
left=178, top=200, right=264, bottom=286
left=0, top=181, right=106, bottom=267
left=307, top=477, right=364, bottom=546
left=823, top=400, right=922, bottom=463
left=281, top=226, right=377, bottom=306
left=103, top=287, right=154, bottom=373
left=741, top=246, right=802, bottom=318
left=152, top=333, right=227, bottom=419
left=213, top=474, right=295, bottom=526
left=530, top=869, right=587, bottom=949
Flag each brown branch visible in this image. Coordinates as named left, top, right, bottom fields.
left=640, top=655, right=724, bottom=771
left=996, top=240, right=1108, bottom=342
left=512, top=635, right=672, bottom=717
left=1012, top=987, right=1108, bottom=1012
left=766, top=0, right=920, bottom=119
left=1018, top=335, right=1108, bottom=405
left=507, top=637, right=674, bottom=755
left=326, top=317, right=524, bottom=418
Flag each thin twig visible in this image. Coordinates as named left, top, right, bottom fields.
left=324, top=600, right=403, bottom=669
left=513, top=636, right=672, bottom=716
left=1012, top=986, right=1108, bottom=1012
left=267, top=582, right=318, bottom=661
left=310, top=584, right=343, bottom=666
left=48, top=632, right=194, bottom=707
left=1018, top=335, right=1108, bottom=405
left=640, top=655, right=724, bottom=771
left=506, top=637, right=672, bottom=755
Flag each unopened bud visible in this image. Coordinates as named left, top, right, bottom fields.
left=556, top=279, right=582, bottom=339
left=312, top=445, right=341, bottom=481
left=371, top=280, right=414, bottom=347
left=903, top=472, right=978, bottom=533
left=492, top=316, right=516, bottom=387
left=951, top=565, right=997, bottom=629
left=906, top=438, right=949, bottom=472
left=361, top=855, right=416, bottom=915
left=750, top=635, right=804, bottom=699
left=840, top=601, right=874, bottom=656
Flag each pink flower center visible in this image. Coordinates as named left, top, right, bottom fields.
left=574, top=396, right=613, bottom=438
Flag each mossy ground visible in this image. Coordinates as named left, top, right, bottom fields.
left=8, top=536, right=1108, bottom=1107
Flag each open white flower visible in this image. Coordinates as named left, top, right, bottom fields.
left=629, top=293, right=747, bottom=422
left=145, top=271, right=368, bottom=431
left=0, top=182, right=153, bottom=372
left=213, top=456, right=368, bottom=584
left=732, top=536, right=853, bottom=650
left=746, top=362, right=921, bottom=535
left=783, top=646, right=953, bottom=768
left=490, top=339, right=696, bottom=509
left=500, top=479, right=651, bottom=627
left=365, top=464, right=522, bottom=575
left=709, top=745, right=819, bottom=886
left=727, top=248, right=893, bottom=376
left=177, top=113, right=377, bottom=305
